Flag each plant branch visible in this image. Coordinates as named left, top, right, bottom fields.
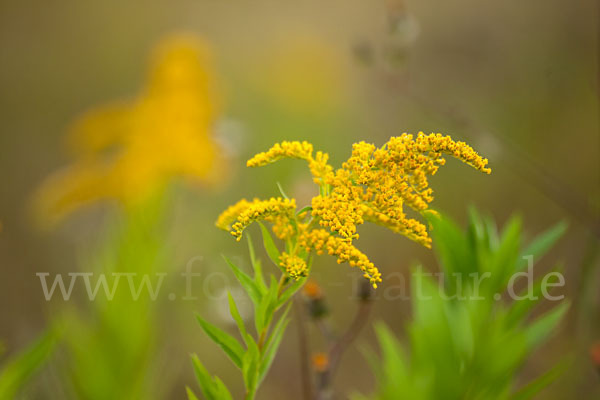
left=327, top=292, right=373, bottom=378
left=315, top=281, right=373, bottom=399
left=295, top=298, right=314, bottom=400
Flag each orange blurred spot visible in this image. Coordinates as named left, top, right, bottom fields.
left=303, top=280, right=322, bottom=299
left=311, top=352, right=329, bottom=372
left=591, top=341, right=600, bottom=366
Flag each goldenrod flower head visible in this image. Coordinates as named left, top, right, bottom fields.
left=33, top=34, right=222, bottom=226
left=299, top=228, right=382, bottom=287
left=227, top=197, right=296, bottom=241
left=279, top=252, right=308, bottom=280
left=247, top=141, right=314, bottom=167
left=217, top=133, right=490, bottom=287
left=215, top=198, right=254, bottom=231
left=247, top=141, right=333, bottom=185
left=311, top=133, right=490, bottom=246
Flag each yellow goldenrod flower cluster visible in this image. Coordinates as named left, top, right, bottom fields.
left=279, top=252, right=308, bottom=280
left=299, top=228, right=382, bottom=285
left=217, top=133, right=490, bottom=287
left=247, top=141, right=313, bottom=167
left=217, top=197, right=296, bottom=241
left=34, top=34, right=222, bottom=225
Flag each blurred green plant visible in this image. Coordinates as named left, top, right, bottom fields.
left=0, top=330, right=57, bottom=399
left=31, top=32, right=225, bottom=400
left=188, top=231, right=305, bottom=400
left=57, top=195, right=168, bottom=400
left=356, top=210, right=569, bottom=400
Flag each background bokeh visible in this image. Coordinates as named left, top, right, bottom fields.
left=0, top=0, right=598, bottom=398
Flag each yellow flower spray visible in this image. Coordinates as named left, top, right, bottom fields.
left=217, top=134, right=490, bottom=287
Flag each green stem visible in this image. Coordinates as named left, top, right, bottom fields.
left=245, top=387, right=256, bottom=400
left=258, top=274, right=289, bottom=350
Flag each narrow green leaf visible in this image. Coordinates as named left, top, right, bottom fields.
left=191, top=354, right=217, bottom=400
left=259, top=303, right=292, bottom=382
left=518, top=221, right=567, bottom=270
left=0, top=329, right=57, bottom=399
left=504, top=265, right=562, bottom=328
left=276, top=182, right=289, bottom=199
left=489, top=215, right=522, bottom=290
left=247, top=234, right=267, bottom=292
left=427, top=213, right=475, bottom=279
left=255, top=276, right=279, bottom=335
left=296, top=206, right=313, bottom=216
left=276, top=277, right=306, bottom=309
left=247, top=233, right=257, bottom=267
left=511, top=360, right=568, bottom=400
left=262, top=302, right=292, bottom=352
left=524, top=302, right=569, bottom=350
left=264, top=276, right=280, bottom=327
left=196, top=315, right=245, bottom=369
left=228, top=292, right=248, bottom=344
left=374, top=322, right=409, bottom=382
left=186, top=386, right=200, bottom=400
left=243, top=336, right=260, bottom=395
left=213, top=377, right=233, bottom=400
left=223, top=255, right=262, bottom=305
left=258, top=222, right=281, bottom=268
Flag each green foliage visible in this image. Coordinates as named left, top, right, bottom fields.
left=358, top=211, right=569, bottom=400
left=58, top=194, right=169, bottom=400
left=189, top=233, right=302, bottom=400
left=0, top=330, right=57, bottom=399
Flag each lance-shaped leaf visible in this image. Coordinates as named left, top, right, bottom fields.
left=223, top=255, right=263, bottom=305
left=259, top=303, right=292, bottom=383
left=246, top=234, right=267, bottom=292
left=196, top=316, right=245, bottom=369
left=258, top=222, right=281, bottom=268
left=228, top=292, right=248, bottom=345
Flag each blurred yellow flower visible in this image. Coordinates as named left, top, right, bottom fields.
left=218, top=135, right=490, bottom=287
left=34, top=34, right=223, bottom=225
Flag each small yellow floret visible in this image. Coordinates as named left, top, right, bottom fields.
left=279, top=252, right=308, bottom=280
